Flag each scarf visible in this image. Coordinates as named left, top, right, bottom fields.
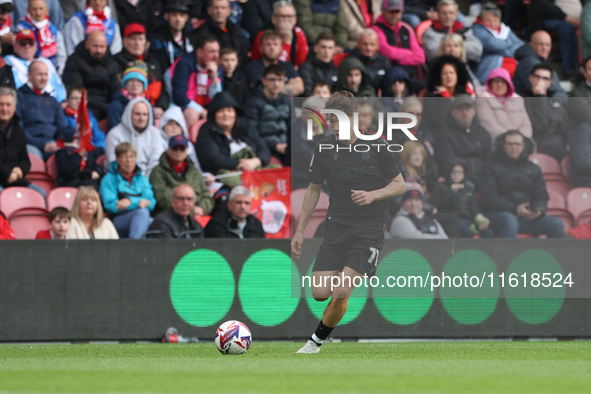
left=85, top=6, right=110, bottom=36
left=65, top=106, right=77, bottom=118
left=0, top=15, right=11, bottom=36
left=167, top=155, right=187, bottom=174
left=24, top=13, right=57, bottom=58
left=195, top=65, right=213, bottom=106
left=432, top=20, right=464, bottom=33
left=120, top=88, right=145, bottom=101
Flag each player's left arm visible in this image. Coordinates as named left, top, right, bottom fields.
left=351, top=173, right=406, bottom=206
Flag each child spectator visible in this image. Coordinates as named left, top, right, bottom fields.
left=16, top=0, right=66, bottom=73
left=430, top=160, right=493, bottom=238
left=55, top=127, right=104, bottom=189
left=64, top=85, right=104, bottom=150
left=107, top=62, right=148, bottom=130
left=311, top=81, right=331, bottom=97
left=35, top=206, right=70, bottom=239
left=219, top=47, right=248, bottom=110
left=381, top=66, right=413, bottom=112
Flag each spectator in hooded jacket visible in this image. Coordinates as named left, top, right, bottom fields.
left=293, top=0, right=348, bottom=51
left=196, top=91, right=271, bottom=187
left=100, top=141, right=155, bottom=238
left=148, top=1, right=193, bottom=71
left=298, top=31, right=338, bottom=97
left=479, top=130, right=564, bottom=238
left=104, top=97, right=165, bottom=178
left=16, top=60, right=73, bottom=159
left=157, top=106, right=201, bottom=170
left=475, top=67, right=532, bottom=144
left=422, top=0, right=482, bottom=63
left=349, top=28, right=393, bottom=94
left=334, top=56, right=375, bottom=97
left=62, top=31, right=120, bottom=120
left=63, top=0, right=122, bottom=56
left=250, top=1, right=309, bottom=68
left=113, top=23, right=168, bottom=119
left=434, top=94, right=492, bottom=183
left=371, top=0, right=425, bottom=74
left=381, top=66, right=413, bottom=112
left=245, top=64, right=290, bottom=163
left=471, top=2, right=523, bottom=84
left=16, top=0, right=66, bottom=73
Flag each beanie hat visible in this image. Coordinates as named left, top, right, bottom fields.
left=122, top=62, right=148, bottom=91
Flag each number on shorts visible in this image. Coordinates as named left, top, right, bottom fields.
left=368, top=247, right=379, bottom=267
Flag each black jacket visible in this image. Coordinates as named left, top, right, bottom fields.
left=434, top=111, right=492, bottom=184
left=568, top=119, right=591, bottom=188
left=196, top=92, right=270, bottom=173
left=349, top=47, right=392, bottom=93
left=430, top=160, right=481, bottom=220
left=192, top=17, right=249, bottom=64
left=147, top=207, right=204, bottom=239
left=112, top=48, right=169, bottom=111
left=241, top=0, right=275, bottom=39
left=479, top=134, right=548, bottom=214
left=222, top=71, right=249, bottom=110
left=113, top=0, right=160, bottom=35
left=149, top=24, right=193, bottom=70
left=298, top=55, right=338, bottom=96
left=62, top=42, right=121, bottom=120
left=204, top=206, right=266, bottom=238
left=512, top=43, right=566, bottom=98
left=524, top=92, right=568, bottom=161
left=56, top=147, right=105, bottom=189
left=0, top=115, right=30, bottom=188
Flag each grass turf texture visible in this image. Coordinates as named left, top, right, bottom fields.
left=0, top=342, right=590, bottom=393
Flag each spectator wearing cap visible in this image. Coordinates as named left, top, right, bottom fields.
left=104, top=97, right=164, bottom=178
left=5, top=28, right=66, bottom=102
left=422, top=0, right=482, bottom=63
left=16, top=60, right=73, bottom=160
left=113, top=23, right=168, bottom=119
left=192, top=0, right=249, bottom=64
left=434, top=94, right=492, bottom=184
left=479, top=130, right=564, bottom=238
left=16, top=0, right=66, bottom=73
left=63, top=0, right=122, bottom=56
left=371, top=0, right=425, bottom=74
left=0, top=0, right=15, bottom=52
left=250, top=1, right=309, bottom=68
left=148, top=1, right=193, bottom=71
left=107, top=62, right=149, bottom=129
left=149, top=135, right=214, bottom=216
left=147, top=183, right=204, bottom=239
left=62, top=31, right=121, bottom=120
left=387, top=188, right=448, bottom=239
left=112, top=0, right=159, bottom=35
left=157, top=106, right=203, bottom=171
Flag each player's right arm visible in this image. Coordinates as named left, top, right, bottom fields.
left=291, top=182, right=322, bottom=259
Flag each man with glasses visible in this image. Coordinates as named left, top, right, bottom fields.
left=149, top=134, right=214, bottom=216
left=479, top=129, right=564, bottom=238
left=147, top=183, right=204, bottom=239
left=513, top=30, right=566, bottom=97
left=250, top=1, right=309, bottom=68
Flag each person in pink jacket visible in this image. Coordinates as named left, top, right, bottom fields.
left=475, top=67, right=532, bottom=144
left=371, top=0, right=425, bottom=70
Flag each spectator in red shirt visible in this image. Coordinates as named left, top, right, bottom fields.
left=35, top=207, right=70, bottom=239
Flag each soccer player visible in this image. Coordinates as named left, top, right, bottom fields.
left=291, top=91, right=406, bottom=353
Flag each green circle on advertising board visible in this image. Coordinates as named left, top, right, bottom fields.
left=373, top=249, right=434, bottom=325
left=440, top=249, right=499, bottom=325
left=239, top=249, right=300, bottom=326
left=170, top=249, right=235, bottom=327
left=304, top=262, right=368, bottom=325
left=505, top=250, right=564, bottom=324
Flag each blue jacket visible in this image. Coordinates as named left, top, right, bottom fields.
left=64, top=109, right=105, bottom=150
left=99, top=161, right=156, bottom=216
left=472, top=22, right=523, bottom=84
left=16, top=84, right=73, bottom=151
left=171, top=52, right=222, bottom=113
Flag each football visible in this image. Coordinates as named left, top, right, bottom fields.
left=215, top=320, right=252, bottom=355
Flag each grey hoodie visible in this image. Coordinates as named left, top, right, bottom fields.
left=158, top=106, right=202, bottom=172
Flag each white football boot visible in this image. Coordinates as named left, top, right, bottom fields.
left=296, top=339, right=321, bottom=354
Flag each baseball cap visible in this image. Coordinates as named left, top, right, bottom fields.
left=382, top=0, right=403, bottom=11
left=123, top=23, right=146, bottom=38
left=16, top=29, right=35, bottom=42
left=165, top=1, right=191, bottom=13
left=169, top=135, right=189, bottom=148
left=401, top=188, right=425, bottom=204
left=451, top=94, right=474, bottom=110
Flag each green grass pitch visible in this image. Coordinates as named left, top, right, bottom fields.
left=0, top=342, right=590, bottom=393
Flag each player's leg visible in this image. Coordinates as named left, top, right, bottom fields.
left=310, top=269, right=341, bottom=301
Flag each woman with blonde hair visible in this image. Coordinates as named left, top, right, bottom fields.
left=67, top=186, right=119, bottom=239
left=400, top=140, right=438, bottom=195
left=436, top=33, right=479, bottom=92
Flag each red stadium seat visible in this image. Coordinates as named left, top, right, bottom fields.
left=567, top=188, right=591, bottom=225
left=561, top=155, right=570, bottom=178
left=415, top=20, right=433, bottom=46
left=545, top=179, right=570, bottom=199
left=0, top=187, right=46, bottom=219
left=530, top=153, right=570, bottom=197
left=576, top=209, right=591, bottom=226
left=47, top=187, right=79, bottom=211
left=28, top=153, right=45, bottom=172
left=9, top=207, right=50, bottom=239
left=547, top=190, right=574, bottom=231
left=189, top=119, right=207, bottom=144
left=25, top=153, right=55, bottom=195
left=45, top=154, right=58, bottom=181
left=291, top=188, right=329, bottom=238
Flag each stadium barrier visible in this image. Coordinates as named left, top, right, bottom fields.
left=0, top=239, right=589, bottom=341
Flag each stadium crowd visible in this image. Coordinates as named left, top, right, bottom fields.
left=1, top=0, right=591, bottom=240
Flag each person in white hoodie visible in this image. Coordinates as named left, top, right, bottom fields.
left=387, top=188, right=448, bottom=239
left=158, top=106, right=200, bottom=169
left=104, top=97, right=164, bottom=178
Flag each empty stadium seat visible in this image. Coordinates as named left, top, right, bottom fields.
left=0, top=187, right=46, bottom=219
left=291, top=188, right=329, bottom=238
left=561, top=155, right=570, bottom=178
left=26, top=153, right=55, bottom=195
left=530, top=153, right=570, bottom=197
left=45, top=154, right=58, bottom=181
left=547, top=189, right=574, bottom=232
left=9, top=207, right=50, bottom=239
left=567, top=188, right=591, bottom=225
left=575, top=209, right=591, bottom=226
left=189, top=119, right=207, bottom=143
left=47, top=187, right=79, bottom=211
